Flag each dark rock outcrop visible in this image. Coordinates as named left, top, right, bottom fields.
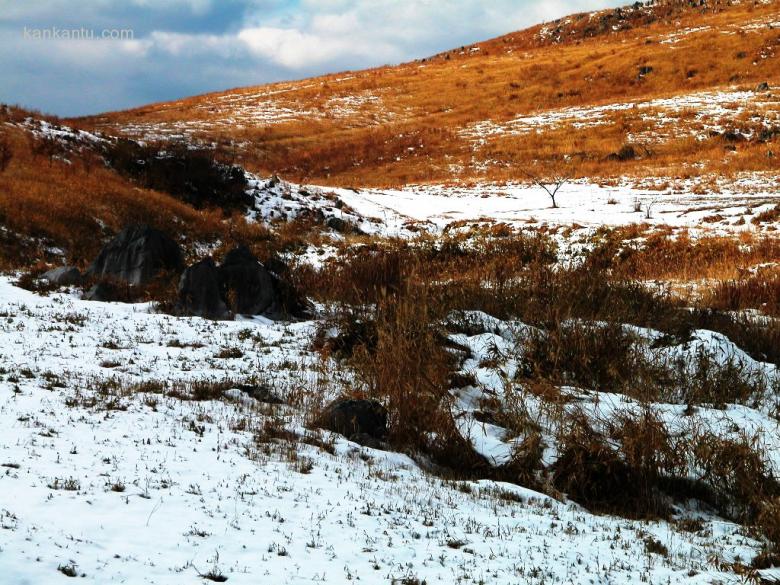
left=178, top=257, right=228, bottom=320
left=235, top=383, right=284, bottom=404
left=318, top=399, right=388, bottom=444
left=325, top=216, right=363, bottom=235
left=88, top=225, right=183, bottom=286
left=41, top=266, right=82, bottom=286
left=176, top=246, right=310, bottom=321
left=105, top=140, right=252, bottom=211
left=637, top=65, right=654, bottom=79
left=607, top=144, right=639, bottom=162
left=219, top=246, right=278, bottom=316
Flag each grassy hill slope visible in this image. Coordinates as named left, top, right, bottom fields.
left=77, top=0, right=780, bottom=187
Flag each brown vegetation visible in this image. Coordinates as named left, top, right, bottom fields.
left=0, top=109, right=291, bottom=270
left=76, top=0, right=780, bottom=187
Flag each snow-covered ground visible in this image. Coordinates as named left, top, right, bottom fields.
left=334, top=180, right=780, bottom=234
left=247, top=172, right=780, bottom=239
left=461, top=87, right=779, bottom=145
left=5, top=113, right=780, bottom=583
left=447, top=311, right=780, bottom=472
left=1, top=275, right=779, bottom=583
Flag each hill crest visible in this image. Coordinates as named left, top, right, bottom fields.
left=61, top=0, right=780, bottom=187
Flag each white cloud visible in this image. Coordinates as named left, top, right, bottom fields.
left=237, top=24, right=401, bottom=69
left=0, top=0, right=217, bottom=19
left=0, top=0, right=624, bottom=115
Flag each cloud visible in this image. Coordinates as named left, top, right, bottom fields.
left=238, top=25, right=401, bottom=69
left=0, top=0, right=624, bottom=116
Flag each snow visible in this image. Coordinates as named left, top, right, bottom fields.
left=445, top=311, right=780, bottom=481
left=241, top=169, right=780, bottom=243
left=328, top=179, right=780, bottom=236
left=0, top=277, right=776, bottom=583
left=242, top=172, right=779, bottom=271
left=107, top=88, right=391, bottom=141
left=461, top=88, right=779, bottom=145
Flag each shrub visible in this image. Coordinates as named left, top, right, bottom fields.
left=691, top=431, right=780, bottom=522
left=519, top=321, right=652, bottom=393
left=551, top=414, right=648, bottom=515
left=348, top=287, right=454, bottom=451
left=673, top=348, right=765, bottom=408
left=705, top=273, right=780, bottom=317
left=105, top=139, right=252, bottom=211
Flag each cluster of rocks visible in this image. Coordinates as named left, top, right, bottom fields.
left=44, top=226, right=390, bottom=444
left=179, top=245, right=307, bottom=320
left=42, top=225, right=307, bottom=321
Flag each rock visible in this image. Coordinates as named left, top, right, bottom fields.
left=607, top=144, right=639, bottom=162
left=177, top=247, right=310, bottom=321
left=219, top=246, right=278, bottom=316
left=235, top=384, right=284, bottom=404
left=756, top=81, right=770, bottom=92
left=41, top=266, right=82, bottom=286
left=722, top=130, right=746, bottom=143
left=88, top=225, right=183, bottom=286
left=178, top=257, right=228, bottom=320
left=325, top=216, right=363, bottom=235
left=82, top=281, right=121, bottom=302
left=318, top=399, right=388, bottom=442
left=637, top=65, right=654, bottom=79
left=325, top=216, right=348, bottom=232
left=349, top=433, right=385, bottom=449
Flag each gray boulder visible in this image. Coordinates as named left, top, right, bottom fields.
left=756, top=81, right=770, bottom=92
left=88, top=225, right=183, bottom=286
left=41, top=266, right=82, bottom=286
left=178, top=257, right=228, bottom=320
left=318, top=399, right=388, bottom=444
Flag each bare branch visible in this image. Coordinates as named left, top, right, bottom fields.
left=522, top=166, right=572, bottom=209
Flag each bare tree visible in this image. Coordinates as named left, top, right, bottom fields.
left=527, top=172, right=569, bottom=209
left=644, top=198, right=659, bottom=220
left=523, top=156, right=576, bottom=209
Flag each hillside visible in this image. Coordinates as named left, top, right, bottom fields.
left=2, top=2, right=780, bottom=583
left=77, top=0, right=780, bottom=187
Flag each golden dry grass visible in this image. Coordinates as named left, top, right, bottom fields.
left=75, top=0, right=780, bottom=187
left=0, top=113, right=224, bottom=268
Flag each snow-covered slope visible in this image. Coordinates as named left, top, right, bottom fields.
left=1, top=278, right=778, bottom=584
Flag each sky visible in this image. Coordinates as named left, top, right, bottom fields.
left=0, top=0, right=623, bottom=117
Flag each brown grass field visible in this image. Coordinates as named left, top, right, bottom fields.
left=73, top=0, right=780, bottom=187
